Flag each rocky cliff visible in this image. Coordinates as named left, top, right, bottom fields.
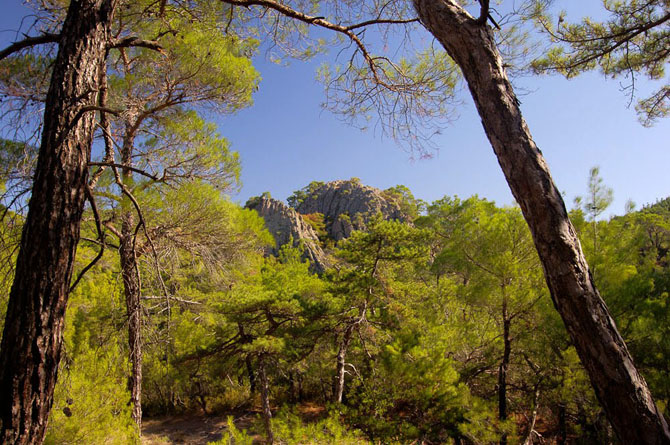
left=247, top=196, right=329, bottom=273
left=293, top=179, right=409, bottom=240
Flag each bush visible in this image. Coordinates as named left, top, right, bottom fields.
left=45, top=343, right=137, bottom=445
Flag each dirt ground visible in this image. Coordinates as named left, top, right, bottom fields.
left=141, top=412, right=259, bottom=445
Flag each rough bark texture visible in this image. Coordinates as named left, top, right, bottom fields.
left=119, top=134, right=143, bottom=432
left=412, top=1, right=670, bottom=443
left=0, top=1, right=117, bottom=443
left=120, top=219, right=142, bottom=431
left=120, top=198, right=143, bottom=431
left=334, top=324, right=354, bottom=404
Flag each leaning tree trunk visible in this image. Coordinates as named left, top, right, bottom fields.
left=0, top=1, right=117, bottom=444
left=412, top=1, right=670, bottom=443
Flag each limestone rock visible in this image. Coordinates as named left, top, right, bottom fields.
left=294, top=179, right=409, bottom=240
left=247, top=196, right=329, bottom=273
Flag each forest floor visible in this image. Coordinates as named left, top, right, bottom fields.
left=141, top=412, right=261, bottom=444
left=141, top=403, right=326, bottom=444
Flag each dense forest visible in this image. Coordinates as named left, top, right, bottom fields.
left=0, top=0, right=669, bottom=444
left=4, top=176, right=670, bottom=444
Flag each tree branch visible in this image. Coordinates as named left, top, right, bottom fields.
left=69, top=186, right=106, bottom=293
left=0, top=33, right=60, bottom=61
left=110, top=36, right=164, bottom=53
left=89, top=161, right=159, bottom=181
left=345, top=17, right=419, bottom=31
left=477, top=0, right=489, bottom=25
left=222, top=0, right=392, bottom=89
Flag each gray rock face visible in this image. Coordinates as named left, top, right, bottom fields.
left=295, top=179, right=409, bottom=240
left=248, top=196, right=329, bottom=273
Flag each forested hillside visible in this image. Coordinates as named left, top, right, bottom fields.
left=1, top=0, right=669, bottom=444
left=2, top=176, right=669, bottom=444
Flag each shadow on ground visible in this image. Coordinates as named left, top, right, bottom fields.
left=141, top=413, right=258, bottom=445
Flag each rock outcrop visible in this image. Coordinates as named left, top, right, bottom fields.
left=294, top=179, right=409, bottom=240
left=247, top=196, right=329, bottom=273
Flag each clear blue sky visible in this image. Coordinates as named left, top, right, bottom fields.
left=2, top=2, right=669, bottom=217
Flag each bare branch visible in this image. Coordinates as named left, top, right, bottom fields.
left=222, top=0, right=390, bottom=88
left=89, top=161, right=160, bottom=181
left=345, top=17, right=419, bottom=31
left=0, top=33, right=59, bottom=61
left=110, top=36, right=164, bottom=53
left=69, top=186, right=106, bottom=293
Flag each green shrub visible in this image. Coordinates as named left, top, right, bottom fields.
left=208, top=417, right=254, bottom=445
left=269, top=408, right=369, bottom=445
left=45, top=343, right=137, bottom=445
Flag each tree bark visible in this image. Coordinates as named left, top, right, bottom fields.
left=498, top=291, right=511, bottom=445
left=557, top=403, right=567, bottom=445
left=523, top=386, right=540, bottom=445
left=120, top=224, right=143, bottom=430
left=334, top=323, right=354, bottom=404
left=412, top=1, right=670, bottom=443
left=120, top=199, right=143, bottom=430
left=258, top=356, right=274, bottom=444
left=0, top=1, right=117, bottom=444
left=246, top=355, right=256, bottom=393
left=119, top=132, right=143, bottom=432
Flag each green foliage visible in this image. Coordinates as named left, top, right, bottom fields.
left=577, top=166, right=614, bottom=222
left=209, top=417, right=254, bottom=445
left=531, top=0, right=670, bottom=125
left=268, top=409, right=369, bottom=445
left=345, top=331, right=496, bottom=443
left=287, top=181, right=324, bottom=208
left=46, top=344, right=137, bottom=445
left=108, top=1, right=259, bottom=115
left=210, top=410, right=369, bottom=445
left=589, top=203, right=670, bottom=417
left=382, top=184, right=425, bottom=220
left=302, top=213, right=327, bottom=240
left=6, top=171, right=665, bottom=443
left=45, top=247, right=137, bottom=444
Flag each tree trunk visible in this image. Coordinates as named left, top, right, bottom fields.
left=557, top=403, right=567, bottom=445
left=334, top=323, right=354, bottom=404
left=412, top=1, right=670, bottom=443
left=523, top=386, right=540, bottom=445
left=120, top=202, right=143, bottom=431
left=498, top=292, right=511, bottom=445
left=258, top=356, right=273, bottom=444
left=0, top=1, right=117, bottom=444
left=246, top=355, right=256, bottom=393
left=119, top=135, right=143, bottom=432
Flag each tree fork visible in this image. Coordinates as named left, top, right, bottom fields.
left=0, top=1, right=118, bottom=443
left=412, top=0, right=670, bottom=443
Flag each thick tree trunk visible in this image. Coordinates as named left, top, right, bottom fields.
left=498, top=293, right=511, bottom=445
left=412, top=1, right=670, bottom=443
left=334, top=323, right=354, bottom=404
left=0, top=1, right=117, bottom=444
